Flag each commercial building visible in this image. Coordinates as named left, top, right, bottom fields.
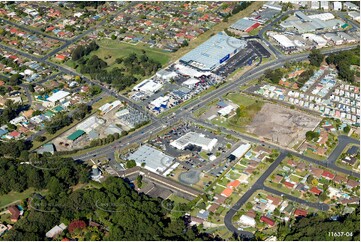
left=337, top=32, right=357, bottom=43
left=132, top=79, right=163, bottom=95
left=323, top=33, right=344, bottom=45
left=67, top=129, right=85, bottom=141
left=302, top=33, right=327, bottom=48
left=344, top=2, right=359, bottom=11
left=127, top=145, right=176, bottom=175
left=76, top=116, right=105, bottom=133
left=271, top=34, right=296, bottom=50
left=263, top=2, right=282, bottom=11
left=98, top=100, right=122, bottom=115
left=282, top=11, right=344, bottom=33
left=310, top=1, right=319, bottom=10
left=150, top=95, right=170, bottom=111
left=333, top=1, right=342, bottom=10
left=182, top=78, right=200, bottom=89
left=156, top=69, right=178, bottom=81
left=230, top=18, right=261, bottom=33
left=320, top=1, right=329, bottom=10
left=348, top=11, right=360, bottom=22
left=170, top=132, right=218, bottom=151
left=179, top=32, right=247, bottom=71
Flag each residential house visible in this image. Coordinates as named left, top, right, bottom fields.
left=260, top=216, right=275, bottom=227
left=283, top=181, right=296, bottom=190
left=333, top=175, right=347, bottom=184
left=227, top=180, right=241, bottom=189
left=8, top=206, right=20, bottom=222
left=310, top=167, right=324, bottom=179
left=346, top=179, right=360, bottom=189
left=267, top=195, right=282, bottom=206
left=221, top=187, right=233, bottom=198
left=294, top=208, right=308, bottom=217
left=309, top=187, right=322, bottom=196
left=321, top=170, right=335, bottom=180
left=273, top=174, right=283, bottom=183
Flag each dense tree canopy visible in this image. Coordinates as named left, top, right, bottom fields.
left=0, top=156, right=89, bottom=195
left=45, top=113, right=72, bottom=134
left=277, top=207, right=360, bottom=241
left=326, top=47, right=360, bottom=83
left=3, top=177, right=215, bottom=241
left=308, top=49, right=324, bottom=67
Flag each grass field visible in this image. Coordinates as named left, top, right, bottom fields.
left=94, top=40, right=171, bottom=66
left=0, top=188, right=35, bottom=208
left=212, top=93, right=264, bottom=133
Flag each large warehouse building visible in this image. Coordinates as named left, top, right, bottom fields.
left=127, top=145, right=177, bottom=175
left=179, top=32, right=247, bottom=71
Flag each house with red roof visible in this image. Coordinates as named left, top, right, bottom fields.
left=294, top=208, right=308, bottom=217
left=309, top=187, right=322, bottom=196
left=266, top=195, right=281, bottom=206
left=221, top=188, right=233, bottom=198
left=7, top=130, right=21, bottom=139
left=227, top=180, right=241, bottom=189
left=283, top=181, right=296, bottom=190
left=55, top=54, right=66, bottom=61
left=321, top=170, right=335, bottom=180
left=260, top=216, right=275, bottom=227
left=8, top=206, right=20, bottom=222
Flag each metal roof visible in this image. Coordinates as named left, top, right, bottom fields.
left=230, top=18, right=257, bottom=31
left=67, top=130, right=85, bottom=141
left=180, top=32, right=247, bottom=71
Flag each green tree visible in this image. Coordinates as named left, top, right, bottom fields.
left=309, top=49, right=324, bottom=67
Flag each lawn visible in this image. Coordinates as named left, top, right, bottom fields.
left=228, top=170, right=240, bottom=180
left=225, top=93, right=262, bottom=107
left=211, top=93, right=264, bottom=133
left=213, top=184, right=225, bottom=195
left=0, top=188, right=36, bottom=208
left=94, top=40, right=171, bottom=66
left=168, top=194, right=191, bottom=204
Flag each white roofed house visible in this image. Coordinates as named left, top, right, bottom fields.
left=239, top=215, right=256, bottom=227
left=45, top=223, right=67, bottom=239
left=44, top=90, right=70, bottom=107
left=217, top=105, right=236, bottom=117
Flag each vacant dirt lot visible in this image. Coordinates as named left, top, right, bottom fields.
left=247, top=103, right=321, bottom=148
